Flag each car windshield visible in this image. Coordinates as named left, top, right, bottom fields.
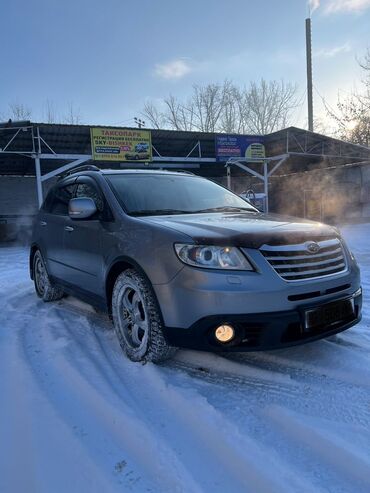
left=106, top=173, right=258, bottom=216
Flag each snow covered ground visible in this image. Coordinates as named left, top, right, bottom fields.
left=0, top=224, right=370, bottom=493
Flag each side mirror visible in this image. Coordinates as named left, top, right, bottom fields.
left=68, top=197, right=97, bottom=219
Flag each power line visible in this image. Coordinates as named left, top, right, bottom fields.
left=111, top=117, right=137, bottom=126
left=313, top=84, right=347, bottom=129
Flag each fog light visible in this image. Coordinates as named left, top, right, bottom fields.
left=215, top=324, right=235, bottom=343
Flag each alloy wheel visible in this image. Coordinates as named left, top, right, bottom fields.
left=35, top=255, right=48, bottom=296
left=117, top=282, right=149, bottom=351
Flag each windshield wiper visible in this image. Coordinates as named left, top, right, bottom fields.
left=131, top=209, right=193, bottom=216
left=192, top=206, right=257, bottom=213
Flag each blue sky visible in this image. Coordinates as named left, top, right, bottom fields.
left=1, top=0, right=369, bottom=128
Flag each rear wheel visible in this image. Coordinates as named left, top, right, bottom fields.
left=33, top=250, right=64, bottom=302
left=112, top=269, right=176, bottom=363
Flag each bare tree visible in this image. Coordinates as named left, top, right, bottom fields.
left=219, top=84, right=246, bottom=134
left=63, top=102, right=83, bottom=124
left=142, top=101, right=165, bottom=129
left=163, top=94, right=195, bottom=131
left=191, top=82, right=230, bottom=132
left=7, top=102, right=32, bottom=120
left=326, top=48, right=370, bottom=146
left=312, top=116, right=332, bottom=135
left=243, top=79, right=298, bottom=134
left=42, top=99, right=58, bottom=123
left=142, top=79, right=298, bottom=134
left=358, top=47, right=370, bottom=80
left=327, top=93, right=370, bottom=147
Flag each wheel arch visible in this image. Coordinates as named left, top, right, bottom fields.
left=105, top=256, right=157, bottom=313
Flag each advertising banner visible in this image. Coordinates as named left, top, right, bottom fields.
left=215, top=134, right=265, bottom=162
left=90, top=128, right=152, bottom=162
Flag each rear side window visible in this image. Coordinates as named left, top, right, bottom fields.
left=49, top=184, right=75, bottom=215
left=41, top=189, right=55, bottom=213
left=76, top=183, right=104, bottom=211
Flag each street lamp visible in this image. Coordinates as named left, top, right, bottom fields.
left=134, top=117, right=145, bottom=129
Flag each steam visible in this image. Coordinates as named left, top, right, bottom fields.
left=308, top=0, right=320, bottom=14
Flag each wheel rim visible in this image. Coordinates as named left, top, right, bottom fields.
left=35, top=255, right=48, bottom=295
left=117, top=282, right=149, bottom=351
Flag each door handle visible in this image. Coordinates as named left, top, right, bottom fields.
left=64, top=226, right=74, bottom=232
left=40, top=221, right=47, bottom=227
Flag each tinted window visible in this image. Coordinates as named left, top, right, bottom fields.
left=76, top=183, right=104, bottom=211
left=50, top=184, right=75, bottom=215
left=41, top=188, right=55, bottom=213
left=106, top=174, right=257, bottom=215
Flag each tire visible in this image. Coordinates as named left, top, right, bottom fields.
left=112, top=269, right=176, bottom=363
left=33, top=250, right=64, bottom=302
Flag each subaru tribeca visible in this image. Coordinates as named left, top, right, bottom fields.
left=30, top=167, right=362, bottom=362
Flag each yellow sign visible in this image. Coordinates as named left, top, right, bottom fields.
left=90, top=127, right=152, bottom=162
left=245, top=142, right=265, bottom=160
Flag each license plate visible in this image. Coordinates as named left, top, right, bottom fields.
left=304, top=298, right=355, bottom=331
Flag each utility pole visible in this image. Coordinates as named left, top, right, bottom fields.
left=134, top=117, right=145, bottom=129
left=306, top=17, right=314, bottom=132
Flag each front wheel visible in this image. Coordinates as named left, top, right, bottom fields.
left=33, top=250, right=64, bottom=302
left=112, top=269, right=176, bottom=363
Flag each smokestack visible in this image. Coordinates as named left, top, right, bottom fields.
left=306, top=17, right=314, bottom=132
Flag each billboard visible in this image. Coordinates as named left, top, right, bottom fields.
left=90, top=128, right=152, bottom=162
left=215, top=134, right=265, bottom=162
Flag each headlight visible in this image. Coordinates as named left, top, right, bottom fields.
left=174, top=244, right=254, bottom=270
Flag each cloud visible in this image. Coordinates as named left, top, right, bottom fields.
left=324, top=0, right=370, bottom=13
left=308, top=0, right=320, bottom=14
left=315, top=42, right=351, bottom=58
left=154, top=59, right=192, bottom=80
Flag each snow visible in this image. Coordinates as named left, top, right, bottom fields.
left=1, top=224, right=370, bottom=493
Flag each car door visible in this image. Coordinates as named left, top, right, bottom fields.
left=62, top=176, right=107, bottom=297
left=41, top=179, right=76, bottom=280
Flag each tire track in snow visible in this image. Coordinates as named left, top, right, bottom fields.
left=119, top=362, right=318, bottom=493
left=37, top=295, right=370, bottom=456
left=19, top=303, right=203, bottom=493
left=0, top=326, right=117, bottom=493
left=229, top=341, right=370, bottom=390
left=55, top=298, right=370, bottom=425
left=83, top=324, right=319, bottom=493
left=169, top=352, right=370, bottom=431
left=37, top=302, right=314, bottom=493
left=263, top=404, right=370, bottom=493
left=163, top=355, right=370, bottom=493
left=54, top=314, right=248, bottom=492
left=170, top=351, right=302, bottom=401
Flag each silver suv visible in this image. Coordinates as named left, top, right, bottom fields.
left=30, top=167, right=362, bottom=362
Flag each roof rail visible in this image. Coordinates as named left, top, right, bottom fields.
left=177, top=169, right=196, bottom=175
left=61, top=164, right=101, bottom=179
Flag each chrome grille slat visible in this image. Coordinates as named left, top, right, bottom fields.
left=263, top=247, right=343, bottom=261
left=272, top=256, right=344, bottom=270
left=260, top=238, right=339, bottom=252
left=260, top=238, right=347, bottom=282
left=280, top=263, right=346, bottom=278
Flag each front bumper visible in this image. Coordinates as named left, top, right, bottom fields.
left=162, top=289, right=362, bottom=351
left=153, top=248, right=361, bottom=329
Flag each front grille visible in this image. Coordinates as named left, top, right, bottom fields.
left=260, top=238, right=347, bottom=281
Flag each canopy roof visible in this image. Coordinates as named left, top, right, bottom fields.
left=1, top=121, right=369, bottom=177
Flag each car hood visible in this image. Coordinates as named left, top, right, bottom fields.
left=142, top=212, right=338, bottom=248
